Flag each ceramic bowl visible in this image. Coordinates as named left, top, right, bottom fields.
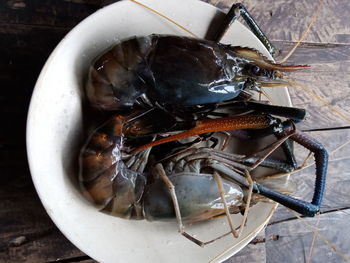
left=27, top=0, right=291, bottom=262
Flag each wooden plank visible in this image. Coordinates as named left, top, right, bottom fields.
left=3, top=0, right=348, bottom=47
left=0, top=167, right=87, bottom=263
left=207, top=0, right=350, bottom=45
left=0, top=25, right=69, bottom=99
left=0, top=149, right=27, bottom=167
left=224, top=232, right=267, bottom=263
left=269, top=134, right=350, bottom=223
left=2, top=233, right=87, bottom=263
left=0, top=0, right=103, bottom=28
left=265, top=210, right=350, bottom=263
left=264, top=42, right=350, bottom=222
left=0, top=26, right=69, bottom=149
left=0, top=6, right=95, bottom=262
left=273, top=42, right=350, bottom=130
left=0, top=115, right=27, bottom=148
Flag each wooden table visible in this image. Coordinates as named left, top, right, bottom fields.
left=1, top=0, right=349, bottom=262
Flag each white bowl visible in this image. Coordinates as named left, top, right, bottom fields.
left=27, top=0, right=291, bottom=262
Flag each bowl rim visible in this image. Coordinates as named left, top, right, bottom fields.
left=26, top=0, right=289, bottom=262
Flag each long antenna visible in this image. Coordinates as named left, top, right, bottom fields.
left=129, top=0, right=198, bottom=38
left=284, top=78, right=350, bottom=123
left=279, top=0, right=324, bottom=64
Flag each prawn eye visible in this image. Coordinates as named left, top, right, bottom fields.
left=251, top=65, right=260, bottom=74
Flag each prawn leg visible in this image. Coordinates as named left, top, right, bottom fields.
left=154, top=163, right=205, bottom=247
left=251, top=130, right=328, bottom=216
left=155, top=164, right=245, bottom=247
left=209, top=3, right=276, bottom=54
left=241, top=121, right=297, bottom=170
left=290, top=132, right=328, bottom=210
left=238, top=170, right=254, bottom=236
left=213, top=172, right=239, bottom=238
left=228, top=120, right=298, bottom=170
left=213, top=170, right=254, bottom=238
left=197, top=131, right=327, bottom=217
left=210, top=130, right=328, bottom=217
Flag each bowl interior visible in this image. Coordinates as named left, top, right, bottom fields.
left=27, top=0, right=291, bottom=262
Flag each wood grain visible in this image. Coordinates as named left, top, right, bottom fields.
left=266, top=210, right=350, bottom=263
left=0, top=167, right=87, bottom=262
left=207, top=0, right=350, bottom=44
left=0, top=2, right=99, bottom=262
left=224, top=232, right=267, bottom=263
left=0, top=0, right=101, bottom=28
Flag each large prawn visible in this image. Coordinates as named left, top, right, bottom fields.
left=79, top=110, right=304, bottom=246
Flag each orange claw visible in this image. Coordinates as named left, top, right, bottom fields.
left=132, top=115, right=272, bottom=153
